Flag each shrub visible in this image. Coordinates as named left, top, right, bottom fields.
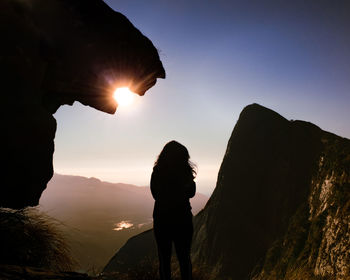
left=0, top=207, right=75, bottom=271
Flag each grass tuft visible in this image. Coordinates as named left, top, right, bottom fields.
left=0, top=207, right=76, bottom=271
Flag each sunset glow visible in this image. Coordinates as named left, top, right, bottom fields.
left=113, top=87, right=136, bottom=107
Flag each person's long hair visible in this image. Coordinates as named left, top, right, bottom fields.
left=154, top=140, right=197, bottom=178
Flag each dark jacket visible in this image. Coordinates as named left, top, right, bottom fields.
left=151, top=165, right=196, bottom=221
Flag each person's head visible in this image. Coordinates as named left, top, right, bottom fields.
left=154, top=141, right=196, bottom=178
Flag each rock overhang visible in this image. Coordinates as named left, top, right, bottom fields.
left=0, top=0, right=165, bottom=208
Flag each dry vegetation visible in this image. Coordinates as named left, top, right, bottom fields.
left=0, top=207, right=76, bottom=271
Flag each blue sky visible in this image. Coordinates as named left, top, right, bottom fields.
left=53, top=0, right=350, bottom=195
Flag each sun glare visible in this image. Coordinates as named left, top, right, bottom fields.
left=113, top=87, right=136, bottom=107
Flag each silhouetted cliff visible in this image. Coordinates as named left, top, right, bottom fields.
left=191, top=104, right=322, bottom=279
left=1, top=0, right=165, bottom=209
left=104, top=104, right=350, bottom=280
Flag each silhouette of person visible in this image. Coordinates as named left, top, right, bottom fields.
left=151, top=141, right=196, bottom=280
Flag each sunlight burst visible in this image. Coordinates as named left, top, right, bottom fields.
left=113, top=87, right=136, bottom=107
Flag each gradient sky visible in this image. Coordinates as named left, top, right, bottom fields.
left=53, top=0, right=350, bottom=195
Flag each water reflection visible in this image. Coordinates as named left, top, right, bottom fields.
left=113, top=220, right=133, bottom=231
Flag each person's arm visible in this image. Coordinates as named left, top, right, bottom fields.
left=185, top=180, right=196, bottom=198
left=150, top=170, right=161, bottom=200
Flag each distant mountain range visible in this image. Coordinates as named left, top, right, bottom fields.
left=104, top=104, right=350, bottom=280
left=39, top=174, right=208, bottom=272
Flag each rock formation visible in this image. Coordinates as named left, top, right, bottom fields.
left=104, top=104, right=350, bottom=280
left=0, top=0, right=165, bottom=208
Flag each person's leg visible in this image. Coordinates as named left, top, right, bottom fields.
left=174, top=218, right=193, bottom=280
left=154, top=222, right=172, bottom=280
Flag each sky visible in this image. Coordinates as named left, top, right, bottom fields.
left=52, top=0, right=350, bottom=195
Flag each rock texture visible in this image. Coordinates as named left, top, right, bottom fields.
left=251, top=120, right=350, bottom=280
left=104, top=104, right=350, bottom=280
left=0, top=0, right=165, bottom=208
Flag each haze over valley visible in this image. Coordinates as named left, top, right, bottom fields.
left=39, top=174, right=208, bottom=272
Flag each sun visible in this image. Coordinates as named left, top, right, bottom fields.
left=113, top=87, right=136, bottom=107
